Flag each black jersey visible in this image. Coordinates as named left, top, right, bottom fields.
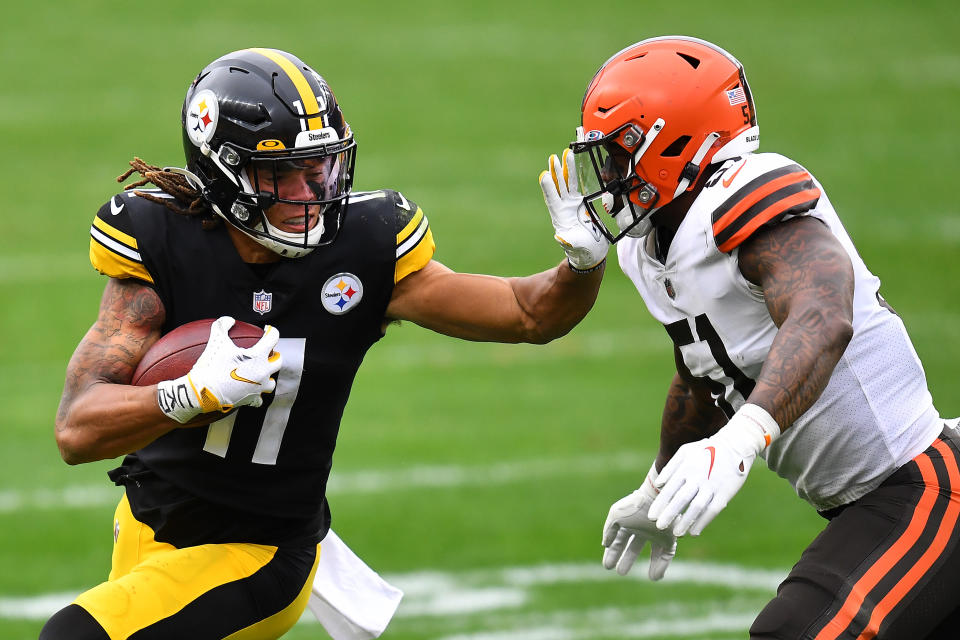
left=89, top=188, right=435, bottom=544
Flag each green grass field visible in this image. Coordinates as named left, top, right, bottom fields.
left=1, top=1, right=958, bottom=638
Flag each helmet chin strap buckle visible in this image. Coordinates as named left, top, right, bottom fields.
left=673, top=132, right=721, bottom=198
left=162, top=166, right=206, bottom=191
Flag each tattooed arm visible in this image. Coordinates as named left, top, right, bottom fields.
left=55, top=278, right=177, bottom=464
left=738, top=216, right=855, bottom=430
left=656, top=353, right=728, bottom=472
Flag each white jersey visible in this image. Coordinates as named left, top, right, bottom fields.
left=617, top=152, right=942, bottom=511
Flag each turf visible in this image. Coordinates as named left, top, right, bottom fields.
left=1, top=1, right=958, bottom=638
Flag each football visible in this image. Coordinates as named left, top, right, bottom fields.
left=131, top=318, right=265, bottom=386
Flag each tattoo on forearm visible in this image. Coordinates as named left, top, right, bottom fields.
left=739, top=217, right=854, bottom=428
left=58, top=279, right=164, bottom=422
left=658, top=371, right=726, bottom=468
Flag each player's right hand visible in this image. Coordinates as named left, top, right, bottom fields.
left=539, top=148, right=609, bottom=272
left=157, top=316, right=282, bottom=424
left=602, top=462, right=677, bottom=580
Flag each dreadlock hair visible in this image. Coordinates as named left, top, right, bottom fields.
left=117, top=158, right=222, bottom=230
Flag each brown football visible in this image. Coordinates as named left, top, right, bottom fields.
left=131, top=319, right=265, bottom=386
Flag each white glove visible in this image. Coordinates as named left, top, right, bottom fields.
left=602, top=462, right=677, bottom=580
left=539, top=148, right=609, bottom=272
left=648, top=403, right=780, bottom=537
left=157, top=316, right=282, bottom=424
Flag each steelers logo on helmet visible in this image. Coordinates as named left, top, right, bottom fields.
left=185, top=89, right=219, bottom=147
left=180, top=49, right=358, bottom=259
left=321, top=272, right=364, bottom=315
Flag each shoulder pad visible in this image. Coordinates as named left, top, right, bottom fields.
left=706, top=153, right=821, bottom=253
left=88, top=192, right=154, bottom=283
left=345, top=189, right=436, bottom=282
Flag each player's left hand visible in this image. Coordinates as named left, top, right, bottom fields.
left=648, top=403, right=781, bottom=537
left=539, top=148, right=608, bottom=272
left=602, top=462, right=677, bottom=580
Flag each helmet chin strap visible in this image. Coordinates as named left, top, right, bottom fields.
left=261, top=212, right=325, bottom=248
left=605, top=193, right=654, bottom=239
left=162, top=166, right=207, bottom=190
left=673, top=132, right=721, bottom=199
left=227, top=213, right=322, bottom=259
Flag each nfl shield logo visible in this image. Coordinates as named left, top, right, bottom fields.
left=664, top=278, right=676, bottom=299
left=253, top=290, right=273, bottom=315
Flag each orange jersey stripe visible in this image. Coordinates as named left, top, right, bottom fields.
left=712, top=169, right=812, bottom=235
left=855, top=439, right=960, bottom=639
left=716, top=187, right=821, bottom=253
left=813, top=453, right=940, bottom=640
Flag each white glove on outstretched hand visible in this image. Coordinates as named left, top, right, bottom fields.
left=157, top=316, right=282, bottom=424
left=539, top=148, right=609, bottom=272
left=648, top=403, right=781, bottom=537
left=602, top=462, right=677, bottom=580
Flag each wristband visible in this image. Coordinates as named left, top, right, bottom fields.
left=568, top=258, right=605, bottom=274
left=642, top=461, right=660, bottom=498
left=156, top=375, right=202, bottom=424
left=736, top=403, right=781, bottom=450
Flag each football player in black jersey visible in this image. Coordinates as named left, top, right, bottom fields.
left=43, top=48, right=609, bottom=640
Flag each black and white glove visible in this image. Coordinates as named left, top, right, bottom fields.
left=539, top=149, right=609, bottom=272
left=157, top=316, right=282, bottom=424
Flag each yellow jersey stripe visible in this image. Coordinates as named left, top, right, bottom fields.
left=89, top=239, right=154, bottom=283
left=395, top=227, right=435, bottom=283
left=248, top=48, right=323, bottom=131
left=396, top=208, right=425, bottom=246
left=93, top=215, right=139, bottom=250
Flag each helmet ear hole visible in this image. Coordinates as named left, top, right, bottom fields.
left=661, top=135, right=692, bottom=158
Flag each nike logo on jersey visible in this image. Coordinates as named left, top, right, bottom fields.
left=396, top=192, right=411, bottom=211
left=722, top=159, right=747, bottom=188
left=230, top=369, right=259, bottom=384
left=110, top=196, right=125, bottom=215
left=705, top=446, right=717, bottom=479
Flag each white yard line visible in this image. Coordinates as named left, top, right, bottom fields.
left=431, top=610, right=759, bottom=640
left=0, top=560, right=784, bottom=622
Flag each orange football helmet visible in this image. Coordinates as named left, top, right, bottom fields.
left=571, top=36, right=759, bottom=242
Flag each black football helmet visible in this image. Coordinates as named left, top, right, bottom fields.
left=180, top=48, right=356, bottom=257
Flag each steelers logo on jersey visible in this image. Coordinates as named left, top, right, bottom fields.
left=321, top=272, right=363, bottom=315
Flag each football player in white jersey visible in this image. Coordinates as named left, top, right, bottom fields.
left=540, top=36, right=960, bottom=639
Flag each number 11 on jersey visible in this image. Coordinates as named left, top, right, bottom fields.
left=203, top=338, right=306, bottom=464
